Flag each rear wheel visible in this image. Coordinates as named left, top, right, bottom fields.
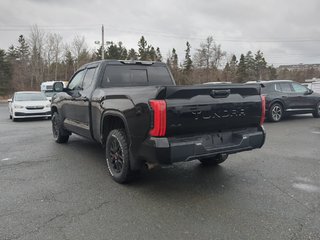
left=312, top=102, right=320, bottom=118
left=52, top=112, right=69, bottom=143
left=199, top=154, right=228, bottom=166
left=269, top=103, right=283, bottom=122
left=106, top=129, right=135, bottom=183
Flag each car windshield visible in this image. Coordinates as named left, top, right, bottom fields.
left=15, top=92, right=47, bottom=101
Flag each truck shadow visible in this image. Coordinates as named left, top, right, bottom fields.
left=65, top=135, right=239, bottom=196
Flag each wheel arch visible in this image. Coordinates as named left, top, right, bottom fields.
left=100, top=110, right=131, bottom=146
left=269, top=99, right=285, bottom=111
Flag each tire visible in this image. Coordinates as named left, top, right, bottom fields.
left=9, top=114, right=12, bottom=119
left=52, top=112, right=69, bottom=143
left=199, top=154, right=228, bottom=166
left=268, top=103, right=283, bottom=122
left=312, top=102, right=320, bottom=118
left=105, top=129, right=135, bottom=183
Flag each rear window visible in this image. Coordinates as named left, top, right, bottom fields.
left=101, top=65, right=173, bottom=87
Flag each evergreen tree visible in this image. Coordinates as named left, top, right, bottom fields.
left=105, top=41, right=128, bottom=60
left=183, top=41, right=192, bottom=73
left=138, top=36, right=148, bottom=60
left=148, top=46, right=156, bottom=61
left=155, top=47, right=162, bottom=62
left=170, top=48, right=178, bottom=71
left=237, top=54, right=247, bottom=82
left=254, top=50, right=267, bottom=80
left=17, top=35, right=30, bottom=61
left=244, top=51, right=255, bottom=80
left=127, top=48, right=138, bottom=60
left=7, top=45, right=18, bottom=61
left=0, top=49, right=12, bottom=95
left=268, top=65, right=277, bottom=79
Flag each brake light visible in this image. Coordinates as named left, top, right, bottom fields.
left=149, top=100, right=166, bottom=137
left=260, top=95, right=266, bottom=125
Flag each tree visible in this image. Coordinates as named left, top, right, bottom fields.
left=254, top=50, right=267, bottom=80
left=17, top=35, right=30, bottom=61
left=194, top=36, right=226, bottom=82
left=148, top=46, right=156, bottom=61
left=106, top=41, right=128, bottom=59
left=167, top=48, right=180, bottom=83
left=0, top=49, right=12, bottom=95
left=244, top=51, right=255, bottom=81
left=268, top=65, right=277, bottom=79
left=183, top=41, right=192, bottom=73
left=63, top=45, right=74, bottom=80
left=127, top=48, right=138, bottom=60
left=237, top=54, right=247, bottom=82
left=138, top=36, right=148, bottom=60
left=156, top=47, right=162, bottom=62
left=29, top=25, right=45, bottom=89
left=52, top=33, right=63, bottom=80
left=71, top=35, right=89, bottom=69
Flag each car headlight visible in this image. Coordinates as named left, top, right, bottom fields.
left=14, top=105, right=24, bottom=109
left=45, top=104, right=51, bottom=108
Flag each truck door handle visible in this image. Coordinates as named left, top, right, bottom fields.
left=210, top=89, right=230, bottom=98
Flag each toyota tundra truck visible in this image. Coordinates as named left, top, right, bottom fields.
left=51, top=60, right=266, bottom=183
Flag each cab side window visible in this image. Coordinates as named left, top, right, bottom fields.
left=279, top=83, right=293, bottom=93
left=82, top=68, right=97, bottom=90
left=68, top=70, right=86, bottom=90
left=292, top=83, right=307, bottom=93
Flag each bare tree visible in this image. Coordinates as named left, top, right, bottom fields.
left=52, top=33, right=63, bottom=80
left=45, top=33, right=55, bottom=79
left=29, top=25, right=45, bottom=88
left=193, top=36, right=226, bottom=82
left=71, top=35, right=89, bottom=69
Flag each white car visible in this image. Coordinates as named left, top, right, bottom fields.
left=8, top=91, right=51, bottom=121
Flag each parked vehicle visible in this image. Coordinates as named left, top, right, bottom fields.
left=40, top=81, right=68, bottom=101
left=246, top=80, right=320, bottom=122
left=51, top=60, right=266, bottom=183
left=8, top=91, right=51, bottom=121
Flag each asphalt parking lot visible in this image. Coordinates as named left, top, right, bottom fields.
left=0, top=103, right=320, bottom=240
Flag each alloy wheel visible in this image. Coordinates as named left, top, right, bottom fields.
left=109, top=136, right=124, bottom=174
left=272, top=105, right=282, bottom=121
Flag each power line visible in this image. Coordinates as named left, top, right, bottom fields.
left=1, top=24, right=320, bottom=43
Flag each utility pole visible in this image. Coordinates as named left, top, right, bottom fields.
left=101, top=24, right=105, bottom=60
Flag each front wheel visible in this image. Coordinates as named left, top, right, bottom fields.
left=52, top=112, right=69, bottom=143
left=199, top=154, right=228, bottom=166
left=269, top=103, right=283, bottom=122
left=312, top=102, right=320, bottom=118
left=106, top=129, right=135, bottom=183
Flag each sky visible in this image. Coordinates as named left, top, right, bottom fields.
left=0, top=0, right=320, bottom=67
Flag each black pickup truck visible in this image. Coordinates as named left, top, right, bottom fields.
left=51, top=60, right=266, bottom=183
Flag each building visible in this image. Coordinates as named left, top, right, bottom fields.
left=278, top=64, right=320, bottom=71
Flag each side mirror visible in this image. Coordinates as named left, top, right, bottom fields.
left=305, top=89, right=313, bottom=95
left=8, top=98, right=12, bottom=103
left=53, top=82, right=64, bottom=92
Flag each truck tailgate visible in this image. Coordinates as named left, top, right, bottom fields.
left=159, top=84, right=262, bottom=136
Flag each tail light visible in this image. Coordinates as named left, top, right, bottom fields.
left=260, top=95, right=266, bottom=125
left=149, top=100, right=166, bottom=137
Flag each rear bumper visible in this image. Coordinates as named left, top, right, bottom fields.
left=139, top=126, right=266, bottom=165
